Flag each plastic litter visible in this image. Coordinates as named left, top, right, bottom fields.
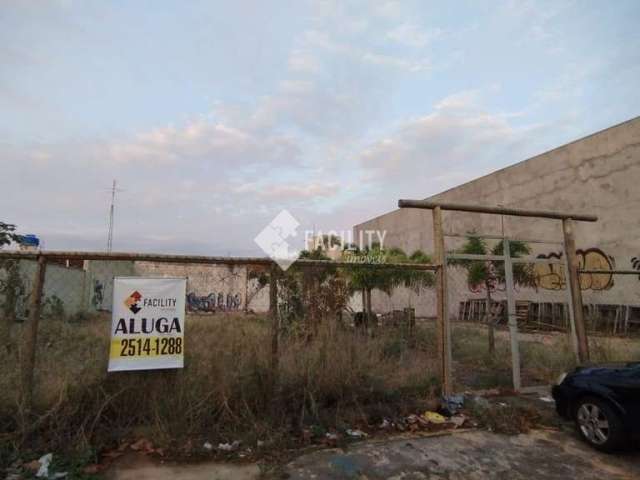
left=441, top=394, right=465, bottom=415
left=449, top=414, right=466, bottom=428
left=202, top=441, right=213, bottom=451
left=217, top=440, right=241, bottom=452
left=539, top=396, right=554, bottom=403
left=422, top=411, right=446, bottom=424
left=345, top=429, right=368, bottom=438
left=36, top=453, right=52, bottom=478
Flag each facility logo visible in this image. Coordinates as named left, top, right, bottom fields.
left=254, top=209, right=300, bottom=271
left=124, top=290, right=143, bottom=314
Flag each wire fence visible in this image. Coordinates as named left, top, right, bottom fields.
left=1, top=246, right=638, bottom=420
left=0, top=251, right=446, bottom=449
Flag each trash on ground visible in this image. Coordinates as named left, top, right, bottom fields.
left=217, top=440, right=241, bottom=452
left=130, top=438, right=154, bottom=453
left=422, top=411, right=446, bottom=424
left=324, top=432, right=340, bottom=446
left=345, top=429, right=368, bottom=438
left=35, top=453, right=52, bottom=478
left=379, top=418, right=391, bottom=430
left=449, top=414, right=467, bottom=428
left=203, top=441, right=213, bottom=451
left=441, top=394, right=465, bottom=415
left=539, top=396, right=554, bottom=403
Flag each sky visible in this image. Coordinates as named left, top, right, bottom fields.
left=1, top=0, right=639, bottom=256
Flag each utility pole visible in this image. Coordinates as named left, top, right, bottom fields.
left=107, top=179, right=120, bottom=252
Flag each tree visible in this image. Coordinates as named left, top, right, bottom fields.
left=0, top=222, right=21, bottom=351
left=0, top=222, right=18, bottom=248
left=345, top=244, right=434, bottom=328
left=450, top=236, right=535, bottom=355
left=297, top=245, right=335, bottom=332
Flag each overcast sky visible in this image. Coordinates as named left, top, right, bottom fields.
left=2, top=0, right=639, bottom=255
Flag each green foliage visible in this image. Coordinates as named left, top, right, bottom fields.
left=0, top=259, right=26, bottom=321
left=0, top=222, right=18, bottom=248
left=449, top=235, right=535, bottom=290
left=345, top=244, right=434, bottom=296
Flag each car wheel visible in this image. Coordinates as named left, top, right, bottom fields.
left=574, top=396, right=625, bottom=452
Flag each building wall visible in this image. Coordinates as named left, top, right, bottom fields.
left=0, top=259, right=270, bottom=318
left=133, top=262, right=270, bottom=313
left=85, top=260, right=136, bottom=312
left=353, top=116, right=640, bottom=316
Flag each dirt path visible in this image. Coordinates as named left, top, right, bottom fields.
left=103, top=453, right=260, bottom=480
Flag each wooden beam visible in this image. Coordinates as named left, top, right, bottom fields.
left=20, top=254, right=47, bottom=411
left=0, top=251, right=438, bottom=271
left=432, top=206, right=452, bottom=395
left=503, top=239, right=521, bottom=391
left=269, top=264, right=280, bottom=378
left=562, top=218, right=590, bottom=362
left=399, top=200, right=598, bottom=222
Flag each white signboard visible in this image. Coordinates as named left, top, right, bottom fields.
left=108, top=277, right=186, bottom=372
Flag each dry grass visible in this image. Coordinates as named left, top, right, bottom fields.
left=452, top=323, right=640, bottom=389
left=3, top=316, right=636, bottom=468
left=0, top=314, right=439, bottom=467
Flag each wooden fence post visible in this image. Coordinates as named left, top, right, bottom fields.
left=503, top=239, right=521, bottom=391
left=21, top=254, right=47, bottom=411
left=269, top=264, right=280, bottom=377
left=432, top=207, right=452, bottom=395
left=562, top=218, right=590, bottom=362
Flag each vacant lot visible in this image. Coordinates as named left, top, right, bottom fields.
left=0, top=313, right=440, bottom=469
left=1, top=314, right=638, bottom=471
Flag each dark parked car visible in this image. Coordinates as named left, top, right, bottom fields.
left=552, top=362, right=640, bottom=452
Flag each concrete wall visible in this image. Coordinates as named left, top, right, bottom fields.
left=134, top=262, right=270, bottom=313
left=85, top=260, right=136, bottom=312
left=354, top=116, right=640, bottom=317
left=0, top=260, right=88, bottom=318
left=1, top=259, right=270, bottom=318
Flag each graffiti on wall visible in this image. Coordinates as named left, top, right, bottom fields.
left=533, top=248, right=615, bottom=291
left=186, top=292, right=242, bottom=312
left=92, top=279, right=104, bottom=310
left=631, top=257, right=640, bottom=280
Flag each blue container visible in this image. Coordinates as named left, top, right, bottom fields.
left=19, top=234, right=40, bottom=247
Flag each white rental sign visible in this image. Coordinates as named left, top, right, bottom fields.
left=108, top=277, right=186, bottom=372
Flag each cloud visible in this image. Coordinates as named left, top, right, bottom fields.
left=288, top=50, right=321, bottom=73
left=234, top=181, right=340, bottom=202
left=299, top=28, right=432, bottom=73
left=103, top=119, right=302, bottom=169
left=361, top=52, right=431, bottom=72
left=357, top=90, right=547, bottom=198
left=386, top=23, right=442, bottom=48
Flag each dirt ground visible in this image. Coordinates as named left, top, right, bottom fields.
left=104, top=428, right=639, bottom=480
left=102, top=392, right=640, bottom=479
left=283, top=429, right=639, bottom=479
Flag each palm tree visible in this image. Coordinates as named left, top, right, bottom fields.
left=345, top=244, right=434, bottom=328
left=450, top=236, right=535, bottom=354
